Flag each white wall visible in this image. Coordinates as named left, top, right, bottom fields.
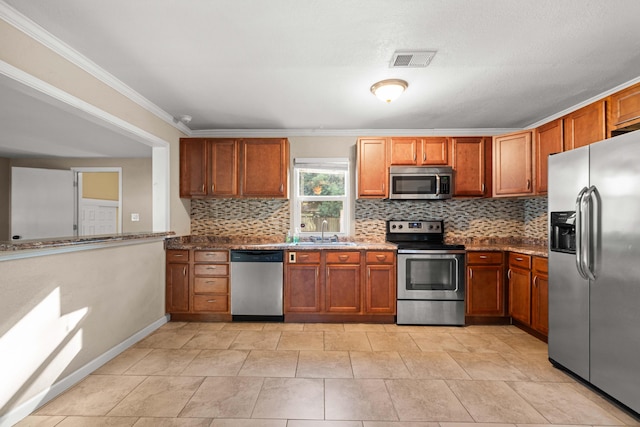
left=0, top=240, right=166, bottom=423
left=0, top=157, right=9, bottom=241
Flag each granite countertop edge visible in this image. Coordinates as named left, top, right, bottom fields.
left=0, top=232, right=175, bottom=252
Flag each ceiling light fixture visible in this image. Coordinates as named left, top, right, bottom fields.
left=178, top=115, right=192, bottom=124
left=370, top=79, right=408, bottom=103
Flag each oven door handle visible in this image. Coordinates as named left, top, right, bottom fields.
left=453, top=256, right=460, bottom=292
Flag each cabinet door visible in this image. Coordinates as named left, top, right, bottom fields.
left=326, top=264, right=361, bottom=312
left=389, top=137, right=419, bottom=165
left=166, top=263, right=189, bottom=312
left=508, top=267, right=531, bottom=324
left=466, top=265, right=505, bottom=316
left=357, top=138, right=388, bottom=198
left=179, top=138, right=207, bottom=197
left=535, top=119, right=564, bottom=194
left=609, top=82, right=640, bottom=131
left=365, top=264, right=396, bottom=314
left=285, top=264, right=322, bottom=312
left=564, top=101, right=606, bottom=150
left=532, top=273, right=549, bottom=335
left=209, top=139, right=238, bottom=196
left=420, top=137, right=449, bottom=165
left=452, top=137, right=488, bottom=196
left=240, top=138, right=288, bottom=197
left=493, top=130, right=533, bottom=197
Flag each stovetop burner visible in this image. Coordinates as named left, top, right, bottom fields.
left=385, top=219, right=465, bottom=251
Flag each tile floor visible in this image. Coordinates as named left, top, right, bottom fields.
left=17, top=322, right=640, bottom=427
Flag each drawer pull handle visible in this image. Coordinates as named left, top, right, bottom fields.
left=375, top=254, right=387, bottom=261
left=479, top=255, right=487, bottom=259
left=338, top=255, right=349, bottom=261
left=207, top=267, right=217, bottom=270
left=207, top=299, right=217, bottom=303
left=515, top=257, right=523, bottom=261
left=299, top=254, right=309, bottom=259
left=206, top=281, right=215, bottom=284
left=173, top=254, right=184, bottom=257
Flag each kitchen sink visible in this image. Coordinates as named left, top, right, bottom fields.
left=291, top=241, right=358, bottom=247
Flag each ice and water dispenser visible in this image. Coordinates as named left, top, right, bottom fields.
left=550, top=211, right=576, bottom=253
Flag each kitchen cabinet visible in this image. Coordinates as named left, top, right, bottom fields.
left=284, top=249, right=396, bottom=322
left=492, top=130, right=534, bottom=197
left=564, top=100, right=606, bottom=150
left=357, top=137, right=388, bottom=198
left=508, top=253, right=532, bottom=325
left=166, top=250, right=190, bottom=312
left=466, top=251, right=506, bottom=319
left=192, top=250, right=230, bottom=313
left=451, top=137, right=491, bottom=197
left=285, top=251, right=322, bottom=313
left=180, top=137, right=288, bottom=198
left=608, top=81, right=640, bottom=135
left=534, top=119, right=564, bottom=194
left=365, top=251, right=396, bottom=314
left=240, top=138, right=288, bottom=197
left=389, top=137, right=448, bottom=166
left=531, top=256, right=549, bottom=336
left=165, top=249, right=231, bottom=321
left=326, top=252, right=361, bottom=313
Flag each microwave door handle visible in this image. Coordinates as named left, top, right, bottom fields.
left=435, top=174, right=441, bottom=196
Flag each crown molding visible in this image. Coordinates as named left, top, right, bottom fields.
left=526, top=75, right=640, bottom=129
left=0, top=59, right=169, bottom=149
left=190, top=128, right=521, bottom=138
left=0, top=1, right=191, bottom=135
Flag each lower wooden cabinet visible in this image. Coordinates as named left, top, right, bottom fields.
left=466, top=251, right=506, bottom=318
left=508, top=252, right=549, bottom=338
left=284, top=249, right=395, bottom=322
left=165, top=249, right=231, bottom=321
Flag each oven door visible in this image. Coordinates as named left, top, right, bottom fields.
left=397, top=250, right=465, bottom=300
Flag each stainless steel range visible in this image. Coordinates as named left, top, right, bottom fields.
left=386, top=220, right=466, bottom=326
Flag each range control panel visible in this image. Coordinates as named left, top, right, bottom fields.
left=386, top=220, right=443, bottom=234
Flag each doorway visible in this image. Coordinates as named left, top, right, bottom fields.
left=73, top=167, right=122, bottom=236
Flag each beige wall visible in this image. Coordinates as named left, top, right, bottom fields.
left=10, top=158, right=153, bottom=233
left=82, top=172, right=119, bottom=201
left=0, top=240, right=165, bottom=418
left=0, top=18, right=190, bottom=235
left=0, top=157, right=9, bottom=240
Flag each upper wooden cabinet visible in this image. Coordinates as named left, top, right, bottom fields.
left=240, top=138, right=288, bottom=198
left=564, top=100, right=606, bottom=150
left=608, top=82, right=640, bottom=135
left=389, top=137, right=448, bottom=166
left=451, top=137, right=491, bottom=197
left=534, top=119, right=564, bottom=194
left=180, top=137, right=288, bottom=198
left=492, top=130, right=534, bottom=197
left=357, top=138, right=388, bottom=198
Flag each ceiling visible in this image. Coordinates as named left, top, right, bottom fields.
left=2, top=0, right=640, bottom=157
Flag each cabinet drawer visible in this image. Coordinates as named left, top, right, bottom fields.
left=509, top=253, right=531, bottom=270
left=532, top=256, right=548, bottom=274
left=467, top=251, right=503, bottom=265
left=326, top=251, right=361, bottom=264
left=195, top=250, right=228, bottom=262
left=194, top=264, right=229, bottom=276
left=288, top=251, right=321, bottom=264
left=193, top=294, right=229, bottom=312
left=365, top=251, right=395, bottom=264
left=194, top=277, right=229, bottom=294
left=166, top=250, right=189, bottom=262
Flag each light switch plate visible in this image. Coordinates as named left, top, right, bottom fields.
left=131, top=213, right=140, bottom=222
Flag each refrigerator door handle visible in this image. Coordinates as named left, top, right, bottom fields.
left=575, top=187, right=589, bottom=280
left=585, top=185, right=600, bottom=280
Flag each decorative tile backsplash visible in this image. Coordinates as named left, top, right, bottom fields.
left=191, top=196, right=549, bottom=244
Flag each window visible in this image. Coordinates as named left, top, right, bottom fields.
left=293, top=158, right=350, bottom=236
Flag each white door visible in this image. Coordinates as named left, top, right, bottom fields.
left=10, top=167, right=74, bottom=240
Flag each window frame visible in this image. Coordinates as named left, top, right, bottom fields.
left=292, top=158, right=350, bottom=237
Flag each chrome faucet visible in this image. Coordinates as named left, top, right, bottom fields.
left=321, top=219, right=328, bottom=243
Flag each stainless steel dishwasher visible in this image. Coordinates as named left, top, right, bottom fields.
left=230, top=250, right=284, bottom=321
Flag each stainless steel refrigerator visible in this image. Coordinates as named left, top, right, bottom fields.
left=548, top=130, right=640, bottom=415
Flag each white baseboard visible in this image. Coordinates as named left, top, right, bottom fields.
left=0, top=315, right=169, bottom=427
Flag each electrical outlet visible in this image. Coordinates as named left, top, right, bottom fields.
left=131, top=213, right=140, bottom=222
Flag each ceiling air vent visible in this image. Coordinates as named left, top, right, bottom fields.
left=390, top=50, right=437, bottom=68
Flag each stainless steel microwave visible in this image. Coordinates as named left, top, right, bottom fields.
left=388, top=166, right=454, bottom=200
